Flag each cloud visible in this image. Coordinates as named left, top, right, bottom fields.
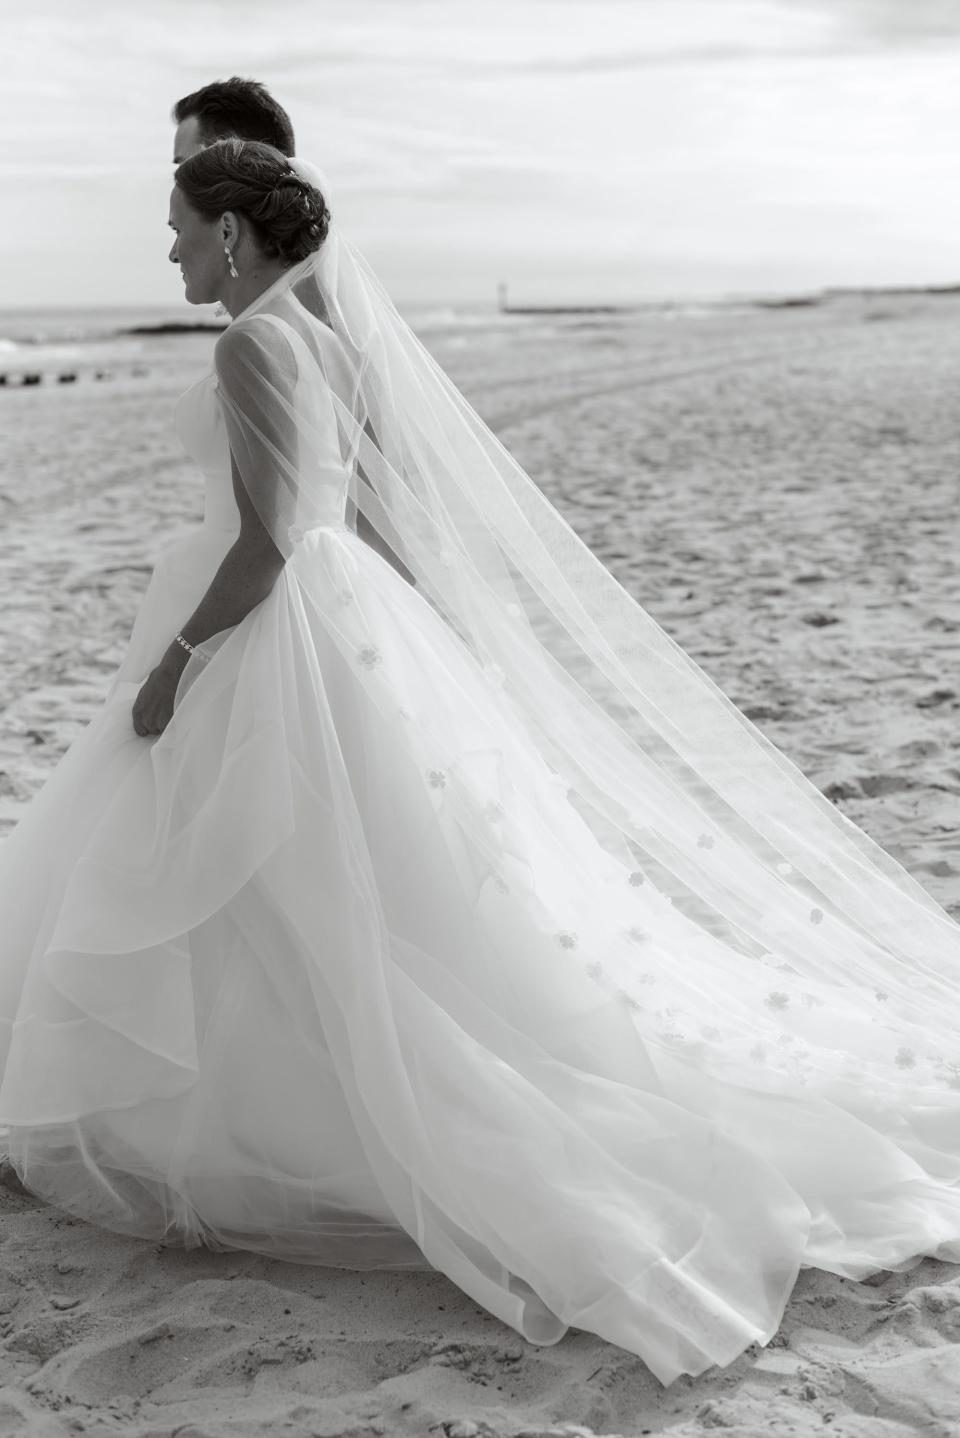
left=4, top=0, right=960, bottom=305
left=819, top=0, right=960, bottom=46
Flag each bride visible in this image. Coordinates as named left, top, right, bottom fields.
left=2, top=133, right=960, bottom=1390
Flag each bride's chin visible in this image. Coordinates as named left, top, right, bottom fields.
left=182, top=279, right=210, bottom=308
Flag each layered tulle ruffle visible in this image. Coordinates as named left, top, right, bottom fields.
left=1, top=519, right=960, bottom=1385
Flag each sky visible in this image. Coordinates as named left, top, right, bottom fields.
left=3, top=0, right=960, bottom=308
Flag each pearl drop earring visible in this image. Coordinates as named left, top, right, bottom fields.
left=224, top=243, right=239, bottom=279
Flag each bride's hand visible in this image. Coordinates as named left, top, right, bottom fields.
left=132, top=659, right=182, bottom=737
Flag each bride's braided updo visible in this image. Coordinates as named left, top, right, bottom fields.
left=175, top=138, right=331, bottom=264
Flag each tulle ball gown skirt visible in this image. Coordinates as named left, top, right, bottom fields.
left=2, top=512, right=960, bottom=1387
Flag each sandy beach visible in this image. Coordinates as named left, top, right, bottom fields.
left=2, top=292, right=960, bottom=1436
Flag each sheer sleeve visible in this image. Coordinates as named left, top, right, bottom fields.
left=213, top=314, right=355, bottom=560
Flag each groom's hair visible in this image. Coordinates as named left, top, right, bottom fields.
left=172, top=77, right=295, bottom=157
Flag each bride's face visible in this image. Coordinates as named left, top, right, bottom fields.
left=168, top=185, right=229, bottom=306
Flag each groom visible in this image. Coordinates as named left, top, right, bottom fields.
left=171, top=77, right=415, bottom=588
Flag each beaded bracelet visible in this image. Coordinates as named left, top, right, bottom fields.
left=174, top=631, right=208, bottom=662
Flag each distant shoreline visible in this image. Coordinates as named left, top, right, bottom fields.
left=751, top=281, right=960, bottom=310
left=118, top=321, right=228, bottom=336
left=498, top=281, right=960, bottom=317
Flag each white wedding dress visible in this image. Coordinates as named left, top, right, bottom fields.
left=2, top=345, right=960, bottom=1388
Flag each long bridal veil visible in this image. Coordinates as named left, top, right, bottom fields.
left=212, top=153, right=960, bottom=1106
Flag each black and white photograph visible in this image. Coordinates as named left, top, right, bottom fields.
left=2, top=3, right=960, bottom=1434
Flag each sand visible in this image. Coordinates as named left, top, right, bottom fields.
left=2, top=293, right=960, bottom=1436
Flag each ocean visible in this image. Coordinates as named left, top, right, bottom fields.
left=0, top=296, right=755, bottom=389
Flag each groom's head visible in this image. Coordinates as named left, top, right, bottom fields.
left=172, top=77, right=295, bottom=164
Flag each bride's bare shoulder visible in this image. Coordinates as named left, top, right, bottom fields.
left=213, top=315, right=298, bottom=390
left=213, top=311, right=358, bottom=403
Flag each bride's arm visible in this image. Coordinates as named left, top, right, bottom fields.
left=131, top=460, right=284, bottom=736
left=161, top=455, right=284, bottom=667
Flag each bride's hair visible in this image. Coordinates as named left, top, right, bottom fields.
left=175, top=139, right=331, bottom=265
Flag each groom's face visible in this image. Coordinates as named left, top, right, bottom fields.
left=172, top=114, right=205, bottom=165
